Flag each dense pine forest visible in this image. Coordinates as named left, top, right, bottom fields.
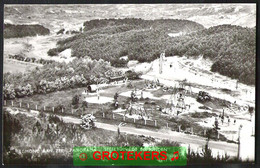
left=4, top=24, right=50, bottom=38
left=166, top=25, right=255, bottom=85
left=48, top=18, right=255, bottom=85
left=47, top=18, right=204, bottom=65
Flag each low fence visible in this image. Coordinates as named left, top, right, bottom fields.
left=4, top=99, right=77, bottom=115
left=4, top=100, right=163, bottom=128
left=95, top=112, right=159, bottom=128
left=3, top=100, right=229, bottom=142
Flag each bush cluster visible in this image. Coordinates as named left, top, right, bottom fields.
left=3, top=58, right=112, bottom=99
left=9, top=54, right=55, bottom=65
left=4, top=24, right=50, bottom=38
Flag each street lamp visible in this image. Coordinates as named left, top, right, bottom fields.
left=237, top=124, right=243, bottom=159
left=117, top=122, right=126, bottom=138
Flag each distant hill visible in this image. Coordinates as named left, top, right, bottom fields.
left=48, top=18, right=204, bottom=65
left=4, top=4, right=256, bottom=30
left=4, top=24, right=50, bottom=38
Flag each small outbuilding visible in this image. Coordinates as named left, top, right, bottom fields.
left=88, top=85, right=98, bottom=92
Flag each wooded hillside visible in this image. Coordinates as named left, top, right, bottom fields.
left=48, top=18, right=204, bottom=66
left=48, top=19, right=255, bottom=85
left=166, top=25, right=255, bottom=85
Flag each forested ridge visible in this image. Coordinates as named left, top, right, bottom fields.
left=48, top=18, right=255, bottom=85
left=48, top=18, right=204, bottom=64
left=4, top=24, right=50, bottom=38
left=166, top=25, right=255, bottom=85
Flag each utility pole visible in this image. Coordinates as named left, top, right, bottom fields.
left=159, top=52, right=165, bottom=74
left=97, top=82, right=100, bottom=100
left=236, top=80, right=238, bottom=90
left=237, top=124, right=243, bottom=159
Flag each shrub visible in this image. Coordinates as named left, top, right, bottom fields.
left=57, top=28, right=65, bottom=35
left=48, top=115, right=62, bottom=123
left=54, top=105, right=65, bottom=113
left=82, top=101, right=88, bottom=108
left=47, top=48, right=59, bottom=56
left=3, top=112, right=22, bottom=151
left=125, top=70, right=140, bottom=80
left=72, top=95, right=79, bottom=105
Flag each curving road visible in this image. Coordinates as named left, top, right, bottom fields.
left=6, top=107, right=238, bottom=157
left=61, top=115, right=238, bottom=155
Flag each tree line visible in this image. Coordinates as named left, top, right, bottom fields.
left=8, top=54, right=55, bottom=65
left=3, top=58, right=112, bottom=100
left=4, top=24, right=50, bottom=38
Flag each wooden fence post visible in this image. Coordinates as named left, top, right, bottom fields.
left=123, top=116, right=126, bottom=121
left=62, top=108, right=64, bottom=113
left=134, top=118, right=136, bottom=123
left=27, top=103, right=30, bottom=109
left=20, top=102, right=22, bottom=108
left=204, top=130, right=206, bottom=136
left=103, top=113, right=105, bottom=118
left=11, top=101, right=13, bottom=106
left=155, top=120, right=157, bottom=127
left=35, top=105, right=37, bottom=110
left=53, top=107, right=55, bottom=112
left=144, top=119, right=147, bottom=125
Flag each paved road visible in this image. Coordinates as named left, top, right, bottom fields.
left=7, top=107, right=238, bottom=156
left=61, top=115, right=238, bottom=154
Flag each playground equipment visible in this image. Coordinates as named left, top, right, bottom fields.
left=175, top=92, right=186, bottom=115
left=163, top=86, right=191, bottom=116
